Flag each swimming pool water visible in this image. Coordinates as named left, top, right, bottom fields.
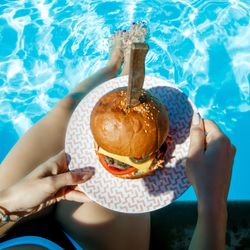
left=0, top=0, right=249, bottom=200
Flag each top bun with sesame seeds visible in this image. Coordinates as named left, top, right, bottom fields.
left=90, top=86, right=169, bottom=155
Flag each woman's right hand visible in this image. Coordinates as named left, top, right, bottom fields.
left=186, top=113, right=236, bottom=210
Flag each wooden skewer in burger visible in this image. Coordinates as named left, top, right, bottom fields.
left=90, top=43, right=170, bottom=179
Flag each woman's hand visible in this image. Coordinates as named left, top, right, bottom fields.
left=187, top=113, right=236, bottom=250
left=186, top=113, right=236, bottom=209
left=0, top=151, right=94, bottom=217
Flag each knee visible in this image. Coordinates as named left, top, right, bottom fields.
left=55, top=96, right=75, bottom=112
left=55, top=91, right=87, bottom=113
left=55, top=201, right=150, bottom=250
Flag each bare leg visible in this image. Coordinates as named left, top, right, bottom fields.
left=120, top=54, right=130, bottom=76
left=0, top=31, right=150, bottom=250
left=56, top=201, right=150, bottom=250
left=0, top=35, right=123, bottom=190
left=56, top=31, right=150, bottom=250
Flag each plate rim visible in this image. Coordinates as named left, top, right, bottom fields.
left=65, top=75, right=196, bottom=213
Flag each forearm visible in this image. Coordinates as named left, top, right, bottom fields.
left=189, top=201, right=227, bottom=250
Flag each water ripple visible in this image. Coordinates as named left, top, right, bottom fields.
left=0, top=0, right=249, bottom=136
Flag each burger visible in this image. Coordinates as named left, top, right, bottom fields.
left=90, top=87, right=169, bottom=179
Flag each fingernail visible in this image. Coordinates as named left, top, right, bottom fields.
left=73, top=169, right=95, bottom=179
left=65, top=153, right=71, bottom=164
left=192, top=112, right=201, bottom=126
left=74, top=172, right=93, bottom=182
left=81, top=174, right=92, bottom=182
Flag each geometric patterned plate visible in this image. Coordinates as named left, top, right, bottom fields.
left=65, top=75, right=196, bottom=213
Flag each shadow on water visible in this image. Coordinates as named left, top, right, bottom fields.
left=142, top=86, right=194, bottom=197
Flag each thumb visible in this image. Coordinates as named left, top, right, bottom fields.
left=188, top=112, right=205, bottom=158
left=58, top=190, right=92, bottom=203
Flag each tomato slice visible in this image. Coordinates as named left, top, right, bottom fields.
left=98, top=153, right=136, bottom=175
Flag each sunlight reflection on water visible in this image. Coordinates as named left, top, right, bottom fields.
left=0, top=0, right=249, bottom=138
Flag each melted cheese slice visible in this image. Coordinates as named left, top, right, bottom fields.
left=98, top=147, right=154, bottom=172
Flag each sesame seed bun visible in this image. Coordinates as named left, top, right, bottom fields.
left=90, top=87, right=169, bottom=158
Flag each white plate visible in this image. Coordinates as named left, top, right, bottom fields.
left=65, top=75, right=196, bottom=213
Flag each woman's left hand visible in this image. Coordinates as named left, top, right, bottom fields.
left=0, top=151, right=94, bottom=217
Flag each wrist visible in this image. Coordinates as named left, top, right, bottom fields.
left=0, top=189, right=16, bottom=214
left=0, top=190, right=21, bottom=226
left=197, top=198, right=228, bottom=219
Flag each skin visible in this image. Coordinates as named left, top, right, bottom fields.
left=0, top=151, right=94, bottom=217
left=0, top=113, right=236, bottom=250
left=0, top=24, right=236, bottom=249
left=187, top=112, right=236, bottom=250
left=0, top=27, right=150, bottom=250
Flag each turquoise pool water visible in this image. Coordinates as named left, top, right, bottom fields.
left=0, top=0, right=249, bottom=200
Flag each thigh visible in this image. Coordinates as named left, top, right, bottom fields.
left=0, top=99, right=72, bottom=190
left=0, top=64, right=116, bottom=190
left=56, top=201, right=150, bottom=250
